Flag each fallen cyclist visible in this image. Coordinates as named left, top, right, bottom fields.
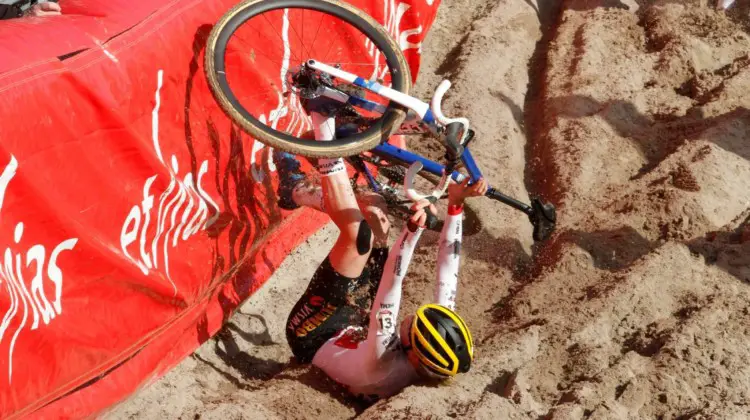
left=277, top=113, right=487, bottom=400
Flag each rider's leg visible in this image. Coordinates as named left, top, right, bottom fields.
left=312, top=112, right=374, bottom=279
left=285, top=115, right=386, bottom=359
left=356, top=191, right=391, bottom=307
left=275, top=151, right=390, bottom=239
left=356, top=190, right=390, bottom=249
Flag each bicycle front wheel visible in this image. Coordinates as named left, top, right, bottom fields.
left=205, top=0, right=412, bottom=158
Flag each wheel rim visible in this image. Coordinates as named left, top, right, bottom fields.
left=209, top=1, right=407, bottom=151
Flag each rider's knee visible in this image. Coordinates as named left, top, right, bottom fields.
left=355, top=220, right=373, bottom=255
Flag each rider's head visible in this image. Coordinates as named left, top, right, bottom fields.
left=399, top=304, right=473, bottom=380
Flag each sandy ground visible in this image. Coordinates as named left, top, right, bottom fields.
left=106, top=0, right=750, bottom=418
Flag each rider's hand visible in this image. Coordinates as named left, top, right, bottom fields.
left=26, top=2, right=61, bottom=16
left=448, top=177, right=488, bottom=207
left=409, top=199, right=437, bottom=228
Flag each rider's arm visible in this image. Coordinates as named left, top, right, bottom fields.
left=434, top=177, right=487, bottom=310
left=365, top=224, right=424, bottom=360
left=434, top=204, right=462, bottom=310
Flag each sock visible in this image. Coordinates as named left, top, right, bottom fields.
left=316, top=158, right=346, bottom=177
left=311, top=112, right=346, bottom=177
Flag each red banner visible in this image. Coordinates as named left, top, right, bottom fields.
left=0, top=0, right=440, bottom=418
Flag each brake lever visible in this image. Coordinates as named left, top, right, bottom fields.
left=431, top=80, right=470, bottom=144
left=442, top=122, right=465, bottom=161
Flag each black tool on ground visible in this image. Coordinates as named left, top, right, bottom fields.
left=485, top=188, right=556, bottom=241
left=529, top=198, right=556, bottom=241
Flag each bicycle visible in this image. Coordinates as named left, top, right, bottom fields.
left=204, top=0, right=556, bottom=241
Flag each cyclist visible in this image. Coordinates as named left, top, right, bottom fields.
left=278, top=113, right=486, bottom=400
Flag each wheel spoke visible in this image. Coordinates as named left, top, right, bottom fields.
left=261, top=12, right=303, bottom=64
left=209, top=2, right=405, bottom=156
left=287, top=9, right=313, bottom=60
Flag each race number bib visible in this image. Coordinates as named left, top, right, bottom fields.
left=376, top=309, right=395, bottom=336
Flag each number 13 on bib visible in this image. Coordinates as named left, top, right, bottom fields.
left=376, top=309, right=395, bottom=336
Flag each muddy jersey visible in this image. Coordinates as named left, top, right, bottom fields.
left=286, top=248, right=388, bottom=363
left=312, top=207, right=464, bottom=400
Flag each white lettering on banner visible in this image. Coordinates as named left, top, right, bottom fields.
left=383, top=0, right=424, bottom=52
left=367, top=0, right=424, bottom=81
left=121, top=10, right=315, bottom=283
left=119, top=70, right=221, bottom=293
left=0, top=156, right=78, bottom=383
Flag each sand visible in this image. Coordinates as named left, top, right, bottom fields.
left=106, top=0, right=750, bottom=418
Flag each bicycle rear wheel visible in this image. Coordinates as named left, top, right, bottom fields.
left=205, top=0, right=412, bottom=158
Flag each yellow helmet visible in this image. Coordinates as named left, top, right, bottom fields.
left=410, top=304, right=474, bottom=378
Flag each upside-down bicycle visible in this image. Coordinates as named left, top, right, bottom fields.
left=203, top=0, right=556, bottom=241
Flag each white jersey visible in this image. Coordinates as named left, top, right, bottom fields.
left=312, top=205, right=464, bottom=400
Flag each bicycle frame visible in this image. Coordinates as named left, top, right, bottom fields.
left=371, top=140, right=481, bottom=184
left=308, top=59, right=534, bottom=216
